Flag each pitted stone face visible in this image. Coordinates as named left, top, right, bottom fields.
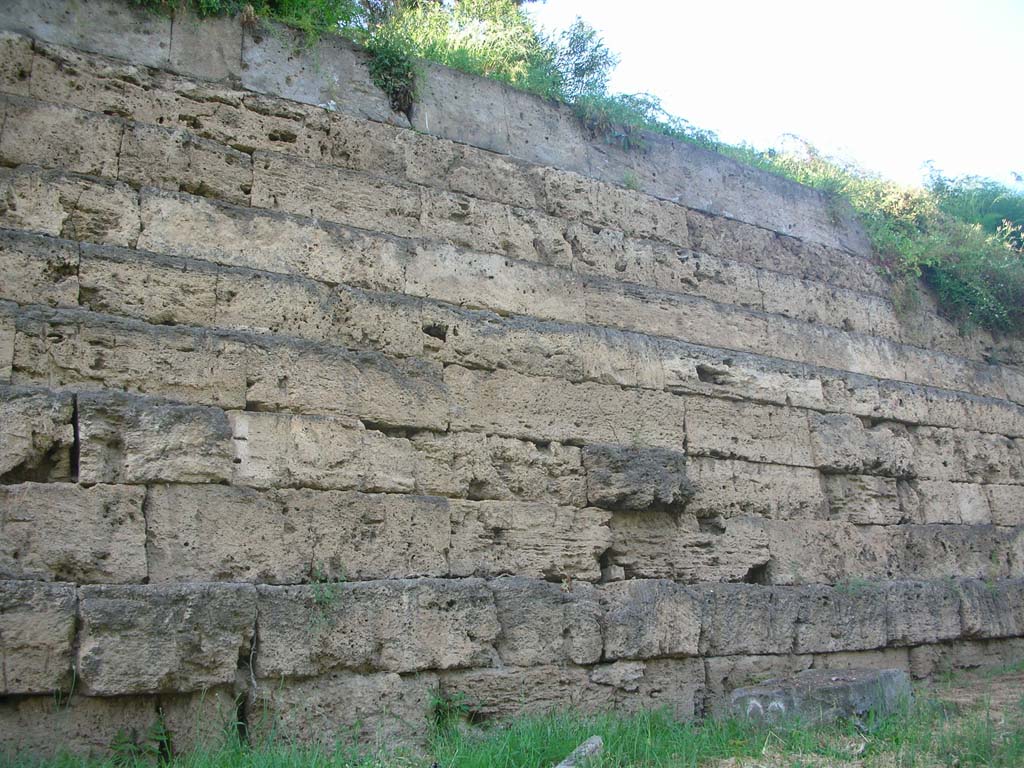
left=0, top=0, right=1022, bottom=756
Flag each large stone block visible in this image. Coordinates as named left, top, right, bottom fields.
left=255, top=579, right=499, bottom=677
left=146, top=485, right=451, bottom=583
left=686, top=397, right=813, bottom=467
left=908, top=637, right=1024, bottom=679
left=608, top=512, right=768, bottom=583
left=900, top=525, right=1023, bottom=581
left=986, top=484, right=1024, bottom=526
left=0, top=385, right=74, bottom=482
left=582, top=444, right=691, bottom=511
left=793, top=585, right=887, bottom=653
left=449, top=500, right=611, bottom=582
left=956, top=578, right=1024, bottom=639
left=901, top=480, right=991, bottom=525
left=489, top=577, right=602, bottom=666
left=445, top=365, right=686, bottom=450
left=119, top=123, right=253, bottom=205
left=0, top=694, right=159, bottom=758
left=686, top=457, right=828, bottom=520
left=0, top=166, right=140, bottom=247
left=137, top=190, right=409, bottom=292
left=911, top=426, right=1024, bottom=484
left=824, top=475, right=903, bottom=525
left=885, top=580, right=962, bottom=646
left=761, top=521, right=899, bottom=585
left=12, top=308, right=247, bottom=408
left=252, top=150, right=421, bottom=237
left=809, top=413, right=913, bottom=476
left=78, top=243, right=219, bottom=328
left=599, top=580, right=700, bottom=660
left=250, top=671, right=436, bottom=748
left=77, top=583, right=256, bottom=695
left=0, top=580, right=76, bottom=694
left=0, top=229, right=79, bottom=308
left=0, top=32, right=33, bottom=96
left=77, top=392, right=232, bottom=484
left=244, top=338, right=448, bottom=431
left=697, top=584, right=801, bottom=656
left=0, top=482, right=146, bottom=583
left=0, top=95, right=123, bottom=178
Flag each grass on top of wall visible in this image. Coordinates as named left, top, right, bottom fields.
left=131, top=0, right=1024, bottom=336
left=5, top=664, right=1024, bottom=768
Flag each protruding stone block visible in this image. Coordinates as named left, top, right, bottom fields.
left=582, top=444, right=691, bottom=511
left=0, top=385, right=74, bottom=482
left=731, top=668, right=911, bottom=724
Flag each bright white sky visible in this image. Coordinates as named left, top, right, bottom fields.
left=527, top=0, right=1024, bottom=189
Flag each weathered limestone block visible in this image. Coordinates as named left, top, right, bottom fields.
left=78, top=243, right=219, bottom=327
left=589, top=659, right=705, bottom=720
left=599, top=580, right=700, bottom=660
left=0, top=95, right=123, bottom=178
left=585, top=280, right=770, bottom=356
left=824, top=475, right=903, bottom=525
left=119, top=123, right=252, bottom=205
left=730, top=668, right=911, bottom=725
left=908, top=638, right=1024, bottom=679
left=251, top=671, right=437, bottom=748
left=230, top=411, right=419, bottom=493
left=793, top=585, right=887, bottom=653
left=255, top=579, right=499, bottom=677
left=686, top=397, right=813, bottom=467
left=697, top=584, right=801, bottom=656
left=77, top=583, right=256, bottom=695
left=956, top=579, right=1024, bottom=639
left=608, top=512, right=768, bottom=583
left=582, top=444, right=691, bottom=511
left=912, top=426, right=1024, bottom=484
left=0, top=230, right=79, bottom=308
left=0, top=385, right=74, bottom=481
left=686, top=457, right=828, bottom=520
left=662, top=348, right=825, bottom=411
left=986, top=484, right=1024, bottom=526
left=244, top=338, right=448, bottom=430
left=12, top=309, right=247, bottom=408
left=703, top=655, right=813, bottom=716
left=808, top=413, right=913, bottom=476
left=0, top=166, right=140, bottom=247
left=0, top=32, right=33, bottom=95
left=137, top=190, right=409, bottom=292
left=0, top=580, right=76, bottom=693
left=449, top=500, right=611, bottom=582
left=439, top=665, right=591, bottom=721
left=0, top=694, right=159, bottom=758
left=885, top=581, right=962, bottom=646
left=761, top=521, right=899, bottom=585
left=241, top=21, right=400, bottom=124
left=406, top=243, right=584, bottom=323
left=411, top=431, right=586, bottom=506
left=901, top=480, right=991, bottom=525
left=900, top=525, right=1023, bottom=581
left=252, top=150, right=421, bottom=237
left=0, top=482, right=146, bottom=583
left=146, top=485, right=451, bottom=583
left=445, top=365, right=687, bottom=450
left=489, top=577, right=602, bottom=666
left=78, top=392, right=232, bottom=484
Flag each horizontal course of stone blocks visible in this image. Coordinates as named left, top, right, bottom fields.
left=0, top=0, right=1022, bottom=757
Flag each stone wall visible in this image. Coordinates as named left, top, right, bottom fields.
left=0, top=0, right=1022, bottom=756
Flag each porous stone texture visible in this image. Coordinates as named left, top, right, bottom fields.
left=1, top=3, right=1023, bottom=755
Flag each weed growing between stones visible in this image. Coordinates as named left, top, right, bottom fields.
left=7, top=667, right=1024, bottom=767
